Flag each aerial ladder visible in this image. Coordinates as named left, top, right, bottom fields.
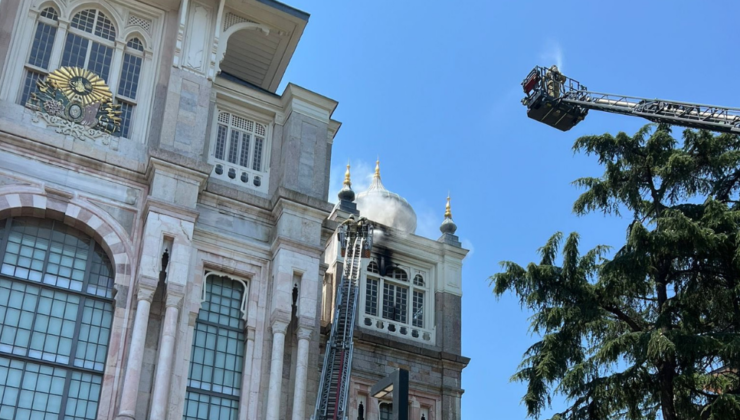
left=521, top=65, right=740, bottom=134
left=313, top=217, right=373, bottom=420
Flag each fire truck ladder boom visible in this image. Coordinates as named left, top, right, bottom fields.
left=521, top=65, right=740, bottom=134
left=313, top=219, right=372, bottom=420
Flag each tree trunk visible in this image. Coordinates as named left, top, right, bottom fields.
left=658, top=359, right=677, bottom=420
left=656, top=272, right=677, bottom=420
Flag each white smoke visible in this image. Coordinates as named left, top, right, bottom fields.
left=327, top=159, right=374, bottom=204
left=539, top=39, right=564, bottom=72
left=356, top=192, right=417, bottom=236
left=415, top=206, right=441, bottom=239
left=329, top=159, right=450, bottom=242
left=461, top=238, right=474, bottom=261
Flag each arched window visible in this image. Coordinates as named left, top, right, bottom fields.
left=19, top=7, right=147, bottom=139
left=389, top=267, right=408, bottom=282
left=61, top=9, right=116, bottom=82
left=116, top=38, right=144, bottom=138
left=0, top=217, right=114, bottom=420
left=20, top=7, right=59, bottom=105
left=184, top=274, right=247, bottom=420
left=364, top=262, right=428, bottom=332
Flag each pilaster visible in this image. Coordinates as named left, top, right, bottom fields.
left=239, top=326, right=257, bottom=420
left=116, top=276, right=159, bottom=420
left=149, top=284, right=185, bottom=420
left=291, top=326, right=312, bottom=420
left=266, top=319, right=289, bottom=420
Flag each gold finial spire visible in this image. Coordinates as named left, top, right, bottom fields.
left=444, top=194, right=452, bottom=219
left=374, top=159, right=381, bottom=180
left=343, top=161, right=351, bottom=187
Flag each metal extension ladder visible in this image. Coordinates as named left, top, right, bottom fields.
left=313, top=223, right=368, bottom=420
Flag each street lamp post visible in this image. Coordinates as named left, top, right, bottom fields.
left=370, top=368, right=409, bottom=420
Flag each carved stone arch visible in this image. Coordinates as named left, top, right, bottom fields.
left=202, top=270, right=250, bottom=321
left=0, top=185, right=140, bottom=420
left=0, top=185, right=135, bottom=287
left=120, top=27, right=152, bottom=51
left=32, top=0, right=64, bottom=16
left=215, top=21, right=272, bottom=76
left=192, top=248, right=265, bottom=330
left=64, top=0, right=125, bottom=33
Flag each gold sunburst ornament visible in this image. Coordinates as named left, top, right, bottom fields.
left=26, top=66, right=121, bottom=136
left=47, top=67, right=112, bottom=106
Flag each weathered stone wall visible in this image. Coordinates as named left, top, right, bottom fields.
left=270, top=111, right=332, bottom=201
left=343, top=328, right=469, bottom=420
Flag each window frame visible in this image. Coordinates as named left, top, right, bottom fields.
left=208, top=106, right=273, bottom=194
left=18, top=6, right=60, bottom=107
left=184, top=271, right=249, bottom=420
left=361, top=259, right=433, bottom=343
left=0, top=217, right=116, bottom=420
left=115, top=36, right=146, bottom=139
left=379, top=402, right=393, bottom=420
left=8, top=3, right=159, bottom=142
left=62, top=9, right=117, bottom=81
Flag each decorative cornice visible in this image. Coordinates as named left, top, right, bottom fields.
left=353, top=329, right=471, bottom=367
left=269, top=236, right=324, bottom=259
left=145, top=154, right=211, bottom=191
left=281, top=83, right=339, bottom=125
left=143, top=196, right=200, bottom=224
left=270, top=187, right=334, bottom=216
left=327, top=119, right=341, bottom=144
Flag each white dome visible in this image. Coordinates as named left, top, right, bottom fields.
left=355, top=163, right=417, bottom=233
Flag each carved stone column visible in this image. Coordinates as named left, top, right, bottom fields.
left=116, top=277, right=157, bottom=420
left=291, top=327, right=312, bottom=420
left=149, top=284, right=184, bottom=420
left=239, top=327, right=256, bottom=420
left=265, top=320, right=289, bottom=420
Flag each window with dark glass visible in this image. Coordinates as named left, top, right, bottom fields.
left=20, top=7, right=59, bottom=105
left=184, top=275, right=246, bottom=420
left=61, top=10, right=116, bottom=83
left=412, top=275, right=424, bottom=328
left=364, top=263, right=428, bottom=330
left=0, top=217, right=115, bottom=420
left=210, top=111, right=268, bottom=187
left=19, top=8, right=147, bottom=139
left=116, top=38, right=144, bottom=139
left=382, top=282, right=407, bottom=323
left=379, top=403, right=392, bottom=420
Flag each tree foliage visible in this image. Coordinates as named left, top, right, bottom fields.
left=492, top=124, right=740, bottom=420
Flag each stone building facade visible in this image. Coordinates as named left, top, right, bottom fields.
left=0, top=0, right=469, bottom=419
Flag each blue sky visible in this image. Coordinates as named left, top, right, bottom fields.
left=278, top=1, right=739, bottom=418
